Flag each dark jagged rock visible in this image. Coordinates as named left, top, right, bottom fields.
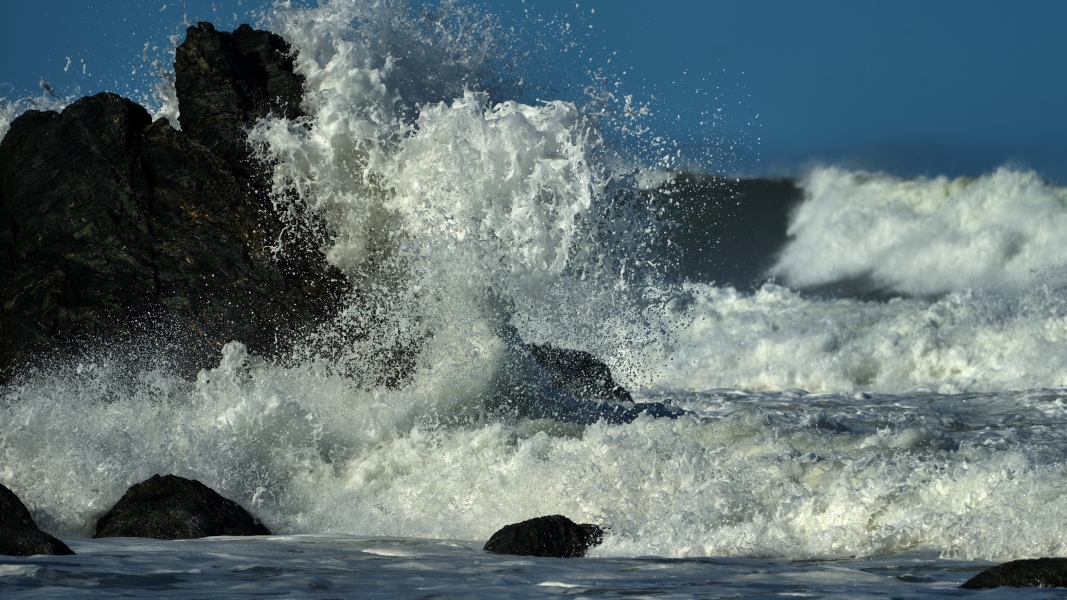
left=0, top=530, right=75, bottom=557
left=483, top=515, right=604, bottom=558
left=0, top=482, right=75, bottom=556
left=0, top=482, right=38, bottom=532
left=960, top=558, right=1067, bottom=589
left=0, top=22, right=348, bottom=379
left=174, top=22, right=304, bottom=176
left=94, top=474, right=270, bottom=540
left=526, top=344, right=632, bottom=402
left=485, top=325, right=682, bottom=424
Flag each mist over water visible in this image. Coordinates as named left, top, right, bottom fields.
left=4, top=0, right=1067, bottom=583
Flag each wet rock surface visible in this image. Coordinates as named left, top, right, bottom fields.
left=526, top=344, right=633, bottom=402
left=483, top=515, right=604, bottom=558
left=960, top=557, right=1067, bottom=589
left=174, top=22, right=305, bottom=176
left=0, top=482, right=38, bottom=532
left=0, top=530, right=75, bottom=557
left=94, top=474, right=270, bottom=540
left=0, top=23, right=347, bottom=379
left=0, top=482, right=74, bottom=556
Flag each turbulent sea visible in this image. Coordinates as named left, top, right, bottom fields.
left=4, top=1, right=1067, bottom=598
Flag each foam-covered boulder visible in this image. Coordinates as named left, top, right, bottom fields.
left=483, top=515, right=604, bottom=558
left=960, top=557, right=1067, bottom=589
left=93, top=474, right=270, bottom=540
left=0, top=482, right=74, bottom=556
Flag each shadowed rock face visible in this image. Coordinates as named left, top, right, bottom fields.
left=0, top=483, right=74, bottom=556
left=526, top=345, right=633, bottom=403
left=483, top=515, right=604, bottom=558
left=94, top=474, right=270, bottom=540
left=0, top=482, right=37, bottom=532
left=960, top=558, right=1067, bottom=589
left=0, top=530, right=76, bottom=557
left=0, top=23, right=347, bottom=379
left=174, top=22, right=305, bottom=176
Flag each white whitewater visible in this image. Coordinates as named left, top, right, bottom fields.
left=773, top=166, right=1067, bottom=295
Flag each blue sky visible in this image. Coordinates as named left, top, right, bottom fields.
left=3, top=0, right=1065, bottom=181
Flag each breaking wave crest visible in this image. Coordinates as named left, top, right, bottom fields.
left=773, top=166, right=1067, bottom=295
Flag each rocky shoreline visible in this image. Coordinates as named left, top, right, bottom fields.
left=4, top=474, right=1066, bottom=589
left=1, top=21, right=1062, bottom=590
left=2, top=477, right=604, bottom=559
left=0, top=23, right=349, bottom=381
left=0, top=20, right=661, bottom=417
left=0, top=18, right=643, bottom=562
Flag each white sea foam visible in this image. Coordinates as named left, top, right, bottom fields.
left=650, top=282, right=1067, bottom=394
left=773, top=166, right=1067, bottom=295
left=6, top=349, right=1067, bottom=561
left=248, top=0, right=663, bottom=399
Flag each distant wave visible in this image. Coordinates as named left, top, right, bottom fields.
left=649, top=282, right=1067, bottom=394
left=773, top=167, right=1067, bottom=295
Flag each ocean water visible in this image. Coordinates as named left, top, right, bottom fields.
left=3, top=1, right=1067, bottom=597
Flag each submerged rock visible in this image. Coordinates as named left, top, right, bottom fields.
left=0, top=23, right=347, bottom=379
left=483, top=515, right=604, bottom=558
left=960, top=558, right=1067, bottom=589
left=94, top=474, right=270, bottom=540
left=483, top=324, right=683, bottom=425
left=0, top=482, right=75, bottom=556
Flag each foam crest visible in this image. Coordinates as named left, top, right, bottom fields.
left=253, top=0, right=621, bottom=292
left=773, top=167, right=1067, bottom=295
left=651, top=282, right=1067, bottom=394
left=385, top=92, right=601, bottom=293
left=8, top=353, right=1067, bottom=562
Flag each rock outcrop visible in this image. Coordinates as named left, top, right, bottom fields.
left=0, top=482, right=75, bottom=556
left=0, top=20, right=641, bottom=411
left=0, top=530, right=76, bottom=557
left=526, top=344, right=632, bottom=402
left=483, top=515, right=604, bottom=558
left=94, top=474, right=270, bottom=540
left=0, top=23, right=347, bottom=380
left=960, top=558, right=1067, bottom=589
left=174, top=22, right=305, bottom=176
left=0, top=482, right=38, bottom=532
